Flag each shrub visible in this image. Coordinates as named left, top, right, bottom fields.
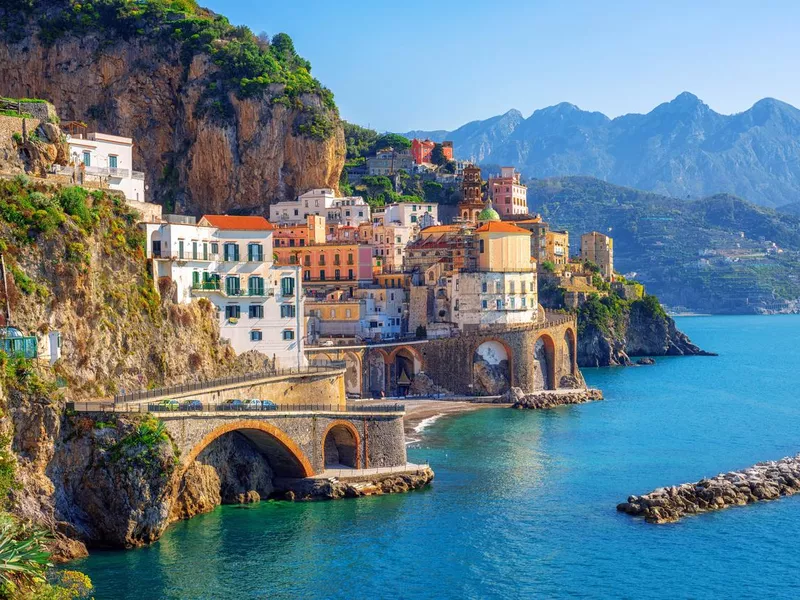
left=10, top=132, right=22, bottom=144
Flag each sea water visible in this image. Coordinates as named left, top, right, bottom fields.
left=69, top=316, right=800, bottom=598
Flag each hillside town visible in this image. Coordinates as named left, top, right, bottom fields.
left=44, top=125, right=618, bottom=381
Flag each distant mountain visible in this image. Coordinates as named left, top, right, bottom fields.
left=403, top=93, right=800, bottom=208
left=528, top=177, right=800, bottom=313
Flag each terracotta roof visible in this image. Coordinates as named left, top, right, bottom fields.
left=421, top=225, right=459, bottom=234
left=515, top=218, right=543, bottom=224
left=475, top=221, right=532, bottom=234
left=201, top=215, right=274, bottom=230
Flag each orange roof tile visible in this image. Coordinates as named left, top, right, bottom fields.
left=475, top=221, right=532, bottom=234
left=201, top=215, right=274, bottom=230
left=421, top=224, right=459, bottom=234
left=515, top=218, right=543, bottom=224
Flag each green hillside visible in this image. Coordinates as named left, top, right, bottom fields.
left=528, top=177, right=800, bottom=313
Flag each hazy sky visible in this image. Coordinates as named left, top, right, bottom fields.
left=201, top=0, right=800, bottom=132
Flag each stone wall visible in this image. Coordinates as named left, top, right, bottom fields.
left=161, top=411, right=407, bottom=475
left=134, top=369, right=346, bottom=407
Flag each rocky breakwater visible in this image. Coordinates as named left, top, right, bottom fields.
left=617, top=455, right=800, bottom=523
left=276, top=467, right=435, bottom=501
left=507, top=387, right=604, bottom=410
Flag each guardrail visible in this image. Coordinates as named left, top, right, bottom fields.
left=112, top=363, right=346, bottom=404
left=67, top=401, right=404, bottom=414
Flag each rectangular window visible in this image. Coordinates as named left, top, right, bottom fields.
left=192, top=241, right=198, bottom=260
left=280, top=305, right=296, bottom=318
left=250, top=330, right=262, bottom=341
left=482, top=282, right=488, bottom=293
left=178, top=240, right=184, bottom=259
left=108, top=155, right=118, bottom=169
left=335, top=269, right=341, bottom=280
left=249, top=305, right=264, bottom=319
left=248, top=243, right=263, bottom=262
left=225, top=276, right=241, bottom=296
left=479, top=239, right=485, bottom=253
left=225, top=305, right=240, bottom=319
left=281, top=276, right=295, bottom=297
left=348, top=269, right=354, bottom=280
left=304, top=255, right=311, bottom=266
left=303, top=270, right=310, bottom=281
left=211, top=242, right=219, bottom=254
left=496, top=299, right=502, bottom=310
left=319, top=270, right=326, bottom=281
left=282, top=329, right=295, bottom=340
left=203, top=243, right=208, bottom=261
left=224, top=243, right=239, bottom=262
left=345, top=309, right=351, bottom=318
left=82, top=151, right=91, bottom=167
left=521, top=297, right=527, bottom=308
left=318, top=255, right=326, bottom=266
left=482, top=300, right=488, bottom=309
left=248, top=276, right=264, bottom=296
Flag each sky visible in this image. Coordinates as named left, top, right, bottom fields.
left=201, top=0, right=800, bottom=132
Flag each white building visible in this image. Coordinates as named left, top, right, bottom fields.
left=143, top=215, right=305, bottom=367
left=67, top=132, right=146, bottom=202
left=378, top=202, right=439, bottom=228
left=354, top=287, right=406, bottom=339
left=269, top=188, right=371, bottom=227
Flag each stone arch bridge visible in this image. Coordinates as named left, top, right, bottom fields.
left=159, top=407, right=407, bottom=477
left=308, top=314, right=579, bottom=397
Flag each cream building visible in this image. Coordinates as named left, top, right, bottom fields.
left=144, top=215, right=305, bottom=367
left=269, top=188, right=371, bottom=227
left=66, top=132, right=145, bottom=202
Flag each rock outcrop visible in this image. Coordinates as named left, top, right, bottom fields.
left=276, top=467, right=435, bottom=501
left=617, top=455, right=800, bottom=524
left=509, top=387, right=603, bottom=410
left=0, top=9, right=345, bottom=215
left=577, top=299, right=715, bottom=367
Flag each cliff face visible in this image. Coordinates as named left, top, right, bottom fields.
left=0, top=22, right=345, bottom=214
left=577, top=300, right=712, bottom=367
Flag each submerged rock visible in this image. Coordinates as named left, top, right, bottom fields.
left=275, top=466, right=435, bottom=501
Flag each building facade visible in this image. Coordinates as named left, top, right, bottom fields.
left=273, top=243, right=374, bottom=291
left=366, top=148, right=414, bottom=175
left=143, top=215, right=305, bottom=367
left=488, top=167, right=527, bottom=217
left=546, top=230, right=570, bottom=266
left=581, top=231, right=614, bottom=280
left=67, top=132, right=145, bottom=202
left=269, top=189, right=371, bottom=227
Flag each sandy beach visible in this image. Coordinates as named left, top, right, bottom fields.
left=357, top=398, right=509, bottom=439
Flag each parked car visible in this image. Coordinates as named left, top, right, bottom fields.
left=244, top=399, right=277, bottom=410
left=159, top=399, right=179, bottom=411
left=226, top=399, right=244, bottom=410
left=181, top=400, right=203, bottom=411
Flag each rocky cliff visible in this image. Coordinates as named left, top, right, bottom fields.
left=0, top=1, right=345, bottom=215
left=576, top=295, right=713, bottom=367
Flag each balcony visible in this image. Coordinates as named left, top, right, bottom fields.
left=191, top=282, right=273, bottom=298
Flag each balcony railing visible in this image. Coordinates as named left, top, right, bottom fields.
left=67, top=401, right=405, bottom=415
left=191, top=282, right=273, bottom=298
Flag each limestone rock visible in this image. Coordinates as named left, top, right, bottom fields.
left=512, top=389, right=603, bottom=410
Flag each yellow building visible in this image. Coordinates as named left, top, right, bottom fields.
left=476, top=221, right=535, bottom=272
left=545, top=230, right=569, bottom=266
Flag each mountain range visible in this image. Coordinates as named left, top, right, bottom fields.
left=403, top=93, right=800, bottom=208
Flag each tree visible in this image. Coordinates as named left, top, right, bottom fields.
left=343, top=121, right=378, bottom=160
left=431, top=143, right=447, bottom=166
left=423, top=181, right=443, bottom=203
left=440, top=160, right=456, bottom=174
left=375, top=133, right=410, bottom=151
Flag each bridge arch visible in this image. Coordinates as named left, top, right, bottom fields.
left=183, top=420, right=314, bottom=478
left=388, top=345, right=423, bottom=396
left=533, top=332, right=557, bottom=391
left=321, top=420, right=361, bottom=469
left=472, top=338, right=514, bottom=395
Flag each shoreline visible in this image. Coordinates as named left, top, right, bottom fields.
left=358, top=398, right=508, bottom=441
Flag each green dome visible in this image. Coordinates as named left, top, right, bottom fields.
left=477, top=206, right=500, bottom=222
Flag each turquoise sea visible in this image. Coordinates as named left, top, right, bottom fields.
left=71, top=315, right=800, bottom=598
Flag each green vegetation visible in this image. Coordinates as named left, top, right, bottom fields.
left=108, top=416, right=174, bottom=473
left=530, top=176, right=800, bottom=312
left=3, top=0, right=336, bottom=138
left=10, top=133, right=22, bottom=144
left=0, top=110, right=34, bottom=119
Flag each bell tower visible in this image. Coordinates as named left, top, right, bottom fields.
left=459, top=165, right=485, bottom=223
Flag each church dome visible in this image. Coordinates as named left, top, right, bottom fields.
left=477, top=205, right=500, bottom=222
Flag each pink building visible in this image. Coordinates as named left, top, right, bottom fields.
left=488, top=167, right=528, bottom=216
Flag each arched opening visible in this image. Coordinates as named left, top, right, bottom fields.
left=367, top=349, right=388, bottom=397
left=343, top=351, right=362, bottom=397
left=322, top=422, right=360, bottom=469
left=183, top=421, right=314, bottom=479
left=389, top=346, right=422, bottom=396
left=472, top=339, right=512, bottom=395
left=533, top=334, right=556, bottom=391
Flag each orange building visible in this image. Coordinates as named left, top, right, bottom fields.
left=273, top=243, right=374, bottom=288
left=412, top=138, right=454, bottom=164
left=272, top=215, right=326, bottom=248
